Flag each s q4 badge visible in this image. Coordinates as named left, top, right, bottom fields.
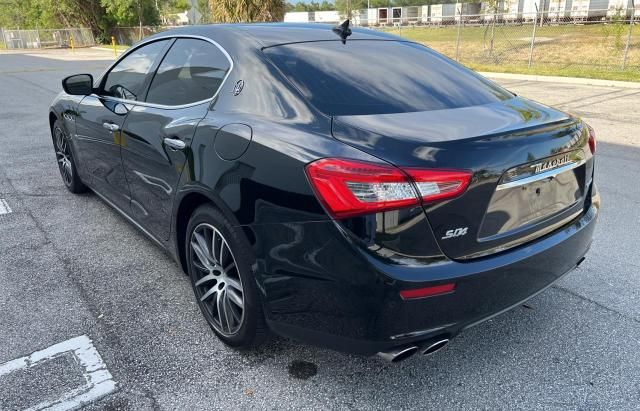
left=442, top=227, right=468, bottom=239
left=233, top=80, right=244, bottom=96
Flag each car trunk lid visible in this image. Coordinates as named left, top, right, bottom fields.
left=331, top=97, right=592, bottom=260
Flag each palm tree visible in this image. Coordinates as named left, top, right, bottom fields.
left=209, top=0, right=285, bottom=23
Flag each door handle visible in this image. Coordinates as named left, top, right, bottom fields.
left=102, top=122, right=120, bottom=132
left=164, top=137, right=186, bottom=150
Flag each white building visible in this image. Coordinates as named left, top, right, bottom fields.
left=284, top=12, right=310, bottom=23
left=548, top=0, right=572, bottom=20
left=503, top=0, right=525, bottom=20
left=570, top=0, right=609, bottom=18
left=314, top=10, right=341, bottom=23
left=430, top=4, right=444, bottom=22
left=283, top=10, right=340, bottom=24
left=521, top=0, right=547, bottom=20
left=607, top=0, right=634, bottom=17
left=352, top=8, right=377, bottom=25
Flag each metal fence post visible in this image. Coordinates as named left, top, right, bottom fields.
left=622, top=4, right=635, bottom=70
left=489, top=12, right=496, bottom=57
left=455, top=8, right=462, bottom=61
left=0, top=27, right=5, bottom=49
left=528, top=5, right=539, bottom=69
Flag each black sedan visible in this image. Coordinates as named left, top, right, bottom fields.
left=49, top=23, right=599, bottom=362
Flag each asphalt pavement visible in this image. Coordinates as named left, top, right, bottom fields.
left=0, top=48, right=639, bottom=410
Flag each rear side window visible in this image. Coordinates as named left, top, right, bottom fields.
left=264, top=41, right=512, bottom=116
left=146, top=38, right=231, bottom=106
left=102, top=40, right=169, bottom=101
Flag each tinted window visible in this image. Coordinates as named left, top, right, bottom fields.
left=102, top=40, right=169, bottom=101
left=146, top=39, right=231, bottom=106
left=264, top=41, right=512, bottom=116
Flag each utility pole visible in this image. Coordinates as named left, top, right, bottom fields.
left=190, top=0, right=198, bottom=24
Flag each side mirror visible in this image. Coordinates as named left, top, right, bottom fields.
left=62, top=74, right=94, bottom=96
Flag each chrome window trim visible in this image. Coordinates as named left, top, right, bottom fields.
left=94, top=34, right=234, bottom=110
left=495, top=157, right=587, bottom=191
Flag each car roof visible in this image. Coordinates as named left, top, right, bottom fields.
left=154, top=23, right=403, bottom=49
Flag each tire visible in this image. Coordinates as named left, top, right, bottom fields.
left=52, top=119, right=87, bottom=194
left=185, top=204, right=268, bottom=349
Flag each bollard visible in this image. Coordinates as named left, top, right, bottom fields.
left=70, top=36, right=74, bottom=51
left=111, top=36, right=117, bottom=58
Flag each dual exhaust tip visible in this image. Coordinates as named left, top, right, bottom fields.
left=377, top=338, right=450, bottom=363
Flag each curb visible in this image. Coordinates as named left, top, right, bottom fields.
left=479, top=71, right=640, bottom=89
left=90, top=46, right=125, bottom=55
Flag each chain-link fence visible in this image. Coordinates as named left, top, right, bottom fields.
left=0, top=28, right=95, bottom=49
left=379, top=8, right=640, bottom=75
left=2, top=12, right=638, bottom=77
left=109, top=26, right=180, bottom=46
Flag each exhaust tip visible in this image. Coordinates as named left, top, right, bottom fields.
left=422, top=339, right=450, bottom=356
left=377, top=345, right=419, bottom=363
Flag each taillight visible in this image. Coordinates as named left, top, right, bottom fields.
left=305, top=158, right=418, bottom=218
left=404, top=169, right=472, bottom=204
left=305, top=158, right=471, bottom=218
left=587, top=124, right=596, bottom=155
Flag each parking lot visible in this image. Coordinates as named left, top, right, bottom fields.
left=0, top=48, right=639, bottom=410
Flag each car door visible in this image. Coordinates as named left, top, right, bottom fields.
left=121, top=37, right=232, bottom=240
left=73, top=39, right=171, bottom=211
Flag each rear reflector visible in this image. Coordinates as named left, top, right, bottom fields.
left=587, top=124, right=596, bottom=155
left=400, top=283, right=456, bottom=300
left=305, top=158, right=471, bottom=218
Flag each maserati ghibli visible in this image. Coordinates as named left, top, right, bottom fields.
left=49, top=23, right=599, bottom=362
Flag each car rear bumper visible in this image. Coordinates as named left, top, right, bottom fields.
left=252, top=199, right=598, bottom=356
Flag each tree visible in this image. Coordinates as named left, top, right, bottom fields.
left=196, top=0, right=212, bottom=23
left=286, top=1, right=337, bottom=12
left=0, top=0, right=108, bottom=31
left=334, top=0, right=363, bottom=17
left=0, top=0, right=39, bottom=28
left=209, top=0, right=286, bottom=22
left=101, top=0, right=160, bottom=27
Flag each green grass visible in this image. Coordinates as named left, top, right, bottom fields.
left=98, top=44, right=129, bottom=51
left=468, top=63, right=640, bottom=82
left=386, top=24, right=640, bottom=82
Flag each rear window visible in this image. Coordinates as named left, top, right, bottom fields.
left=264, top=40, right=512, bottom=116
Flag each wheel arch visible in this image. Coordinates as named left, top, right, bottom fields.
left=173, top=187, right=247, bottom=275
left=48, top=109, right=71, bottom=142
left=49, top=110, right=58, bottom=133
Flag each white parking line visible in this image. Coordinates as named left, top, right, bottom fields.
left=0, top=335, right=116, bottom=410
left=0, top=198, right=12, bottom=215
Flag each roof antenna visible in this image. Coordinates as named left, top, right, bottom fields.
left=332, top=19, right=352, bottom=44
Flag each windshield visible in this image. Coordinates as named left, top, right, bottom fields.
left=264, top=40, right=513, bottom=116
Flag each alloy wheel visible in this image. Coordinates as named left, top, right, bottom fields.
left=189, top=223, right=245, bottom=336
left=54, top=126, right=73, bottom=186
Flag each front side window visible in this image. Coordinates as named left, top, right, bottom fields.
left=102, top=40, right=169, bottom=101
left=145, top=38, right=231, bottom=106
